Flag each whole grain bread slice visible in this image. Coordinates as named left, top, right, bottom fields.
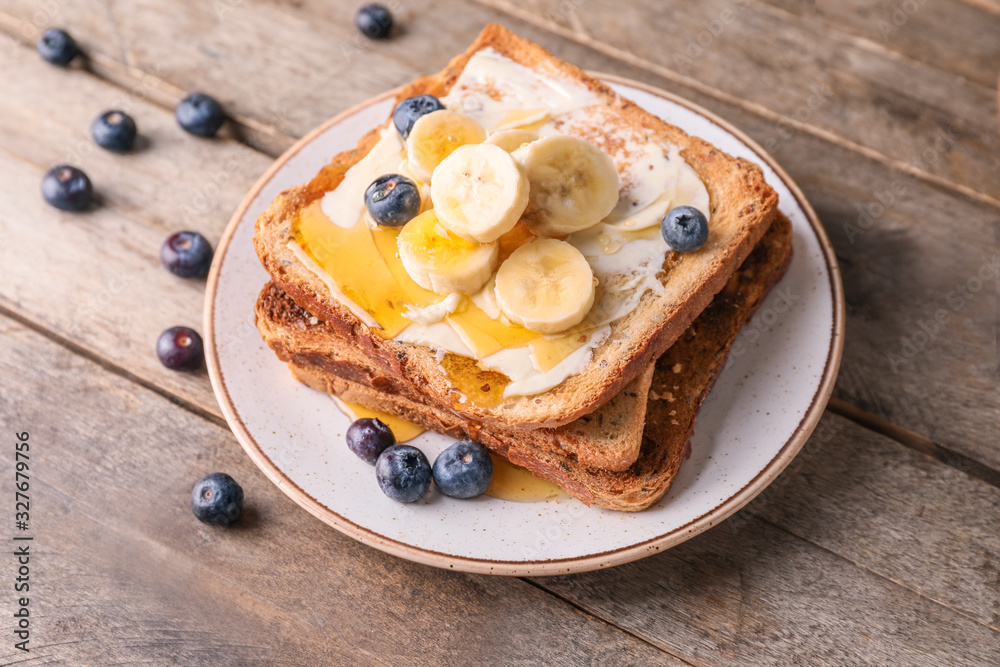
left=259, top=213, right=794, bottom=510
left=257, top=279, right=654, bottom=470
left=254, top=23, right=778, bottom=431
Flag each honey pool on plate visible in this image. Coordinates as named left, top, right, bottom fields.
left=333, top=398, right=565, bottom=501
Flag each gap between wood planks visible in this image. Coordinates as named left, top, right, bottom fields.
left=470, top=0, right=1000, bottom=211
left=0, top=7, right=998, bottom=212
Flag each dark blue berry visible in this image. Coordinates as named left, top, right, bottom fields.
left=347, top=418, right=396, bottom=465
left=356, top=4, right=393, bottom=39
left=41, top=165, right=92, bottom=212
left=161, top=231, right=214, bottom=278
left=375, top=445, right=432, bottom=503
left=92, top=110, right=137, bottom=152
left=37, top=29, right=78, bottom=66
left=392, top=95, right=445, bottom=139
left=364, top=174, right=421, bottom=227
left=191, top=473, right=244, bottom=526
left=432, top=441, right=493, bottom=499
left=157, top=326, right=204, bottom=371
left=175, top=93, right=225, bottom=138
left=660, top=205, right=709, bottom=253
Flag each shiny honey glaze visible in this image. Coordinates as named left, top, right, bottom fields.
left=332, top=397, right=427, bottom=443
left=292, top=202, right=593, bottom=403
left=486, top=454, right=566, bottom=502
left=332, top=397, right=565, bottom=502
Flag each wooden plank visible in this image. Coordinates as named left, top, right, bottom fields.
left=0, top=316, right=684, bottom=665
left=474, top=0, right=1000, bottom=201
left=535, top=517, right=1000, bottom=664
left=0, top=32, right=270, bottom=418
left=758, top=0, right=1000, bottom=89
left=734, top=413, right=1000, bottom=629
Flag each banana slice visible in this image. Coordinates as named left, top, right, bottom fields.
left=494, top=239, right=596, bottom=334
left=512, top=135, right=620, bottom=238
left=430, top=143, right=529, bottom=244
left=485, top=129, right=539, bottom=153
left=397, top=209, right=498, bottom=295
left=405, top=110, right=487, bottom=183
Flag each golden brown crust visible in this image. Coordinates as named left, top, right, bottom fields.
left=260, top=214, right=794, bottom=511
left=254, top=23, right=779, bottom=431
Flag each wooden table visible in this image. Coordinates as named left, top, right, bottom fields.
left=0, top=0, right=997, bottom=663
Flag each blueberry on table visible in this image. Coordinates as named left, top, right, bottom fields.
left=392, top=95, right=446, bottom=139
left=432, top=441, right=494, bottom=499
left=660, top=205, right=709, bottom=253
left=161, top=231, right=214, bottom=278
left=37, top=29, right=78, bottom=66
left=355, top=4, right=393, bottom=39
left=375, top=445, right=432, bottom=503
left=41, top=165, right=92, bottom=212
left=175, top=92, right=225, bottom=138
left=156, top=326, right=204, bottom=371
left=347, top=418, right=396, bottom=465
left=191, top=473, right=244, bottom=526
left=92, top=110, right=137, bottom=152
left=364, top=174, right=421, bottom=227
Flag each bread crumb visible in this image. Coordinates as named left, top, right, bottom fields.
left=309, top=316, right=319, bottom=325
left=672, top=363, right=682, bottom=373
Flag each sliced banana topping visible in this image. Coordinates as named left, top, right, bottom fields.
left=397, top=209, right=498, bottom=295
left=485, top=128, right=539, bottom=153
left=406, top=110, right=487, bottom=183
left=430, top=143, right=529, bottom=244
left=494, top=239, right=596, bottom=335
left=512, top=135, right=620, bottom=238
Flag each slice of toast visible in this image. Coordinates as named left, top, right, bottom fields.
left=258, top=213, right=794, bottom=510
left=255, top=23, right=778, bottom=431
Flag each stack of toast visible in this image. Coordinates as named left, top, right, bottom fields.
left=252, top=24, right=790, bottom=511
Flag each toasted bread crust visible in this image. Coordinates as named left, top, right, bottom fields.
left=260, top=214, right=794, bottom=510
left=254, top=24, right=778, bottom=430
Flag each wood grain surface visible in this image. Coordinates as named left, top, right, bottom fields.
left=0, top=0, right=997, bottom=663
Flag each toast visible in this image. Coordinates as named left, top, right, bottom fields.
left=257, top=213, right=794, bottom=510
left=254, top=24, right=779, bottom=431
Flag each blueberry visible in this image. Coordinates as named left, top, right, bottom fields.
left=364, top=174, right=421, bottom=227
left=660, top=205, right=709, bottom=253
left=157, top=326, right=204, bottom=371
left=161, top=231, right=214, bottom=278
left=41, top=165, right=92, bottom=212
left=375, top=445, right=432, bottom=503
left=175, top=93, right=225, bottom=138
left=91, top=110, right=137, bottom=152
left=37, top=29, right=78, bottom=66
left=392, top=95, right=445, bottom=139
left=355, top=4, right=393, bottom=39
left=346, top=418, right=396, bottom=465
left=432, top=441, right=493, bottom=499
left=191, top=473, right=244, bottom=526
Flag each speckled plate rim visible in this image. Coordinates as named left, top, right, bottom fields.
left=204, top=73, right=845, bottom=576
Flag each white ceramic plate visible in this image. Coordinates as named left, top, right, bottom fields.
left=205, top=75, right=844, bottom=576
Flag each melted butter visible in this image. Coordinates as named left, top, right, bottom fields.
left=291, top=200, right=439, bottom=338
left=331, top=396, right=427, bottom=443
left=485, top=454, right=566, bottom=501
